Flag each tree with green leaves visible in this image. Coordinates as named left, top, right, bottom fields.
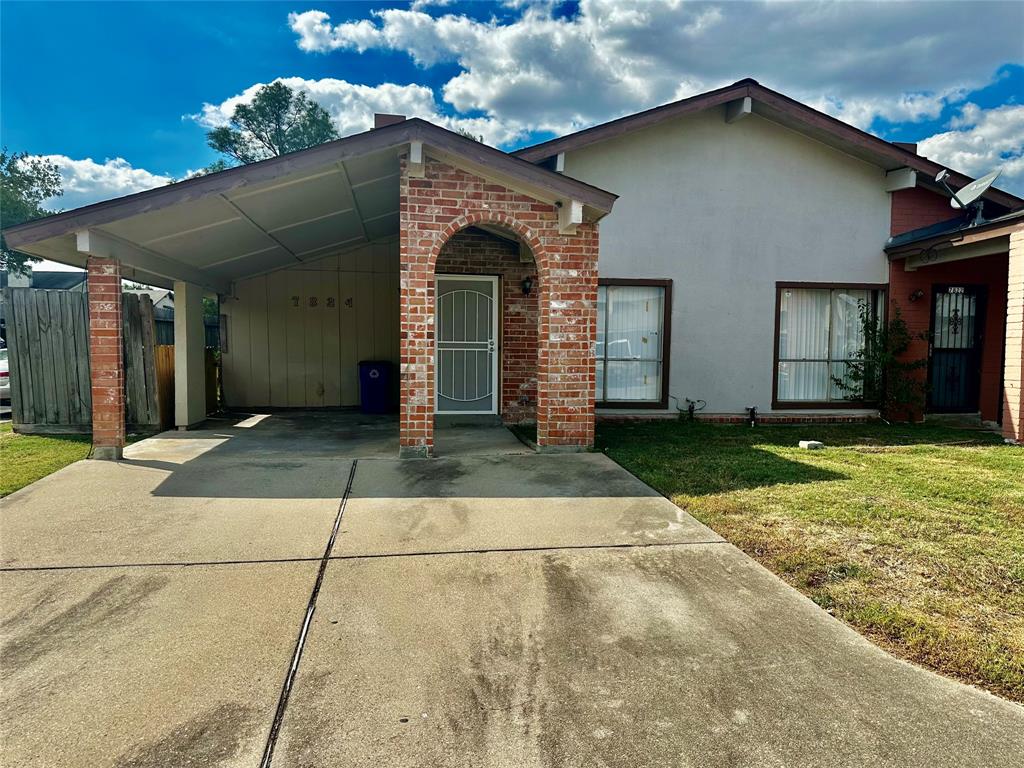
left=0, top=149, right=62, bottom=275
left=206, top=82, right=340, bottom=167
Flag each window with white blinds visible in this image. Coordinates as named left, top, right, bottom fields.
left=596, top=282, right=669, bottom=404
left=775, top=286, right=885, bottom=403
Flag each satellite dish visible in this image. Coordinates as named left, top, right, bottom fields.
left=947, top=168, right=1001, bottom=209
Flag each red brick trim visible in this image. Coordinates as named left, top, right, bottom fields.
left=598, top=413, right=878, bottom=425
left=87, top=257, right=125, bottom=458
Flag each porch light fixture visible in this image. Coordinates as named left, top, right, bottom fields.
left=909, top=289, right=925, bottom=302
left=522, top=276, right=534, bottom=296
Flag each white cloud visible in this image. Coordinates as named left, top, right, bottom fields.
left=193, top=76, right=527, bottom=147
left=919, top=103, right=1024, bottom=195
left=37, top=155, right=171, bottom=210
left=288, top=1, right=1023, bottom=134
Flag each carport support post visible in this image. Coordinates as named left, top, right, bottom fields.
left=174, top=281, right=207, bottom=429
left=1003, top=231, right=1024, bottom=443
left=86, top=256, right=125, bottom=460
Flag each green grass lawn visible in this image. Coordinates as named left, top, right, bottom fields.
left=0, top=422, right=92, bottom=497
left=596, top=420, right=1024, bottom=702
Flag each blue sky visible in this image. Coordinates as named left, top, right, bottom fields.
left=2, top=0, right=1023, bottom=215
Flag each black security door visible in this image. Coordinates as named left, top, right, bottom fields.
left=928, top=285, right=985, bottom=412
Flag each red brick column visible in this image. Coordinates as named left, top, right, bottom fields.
left=399, top=157, right=600, bottom=456
left=1003, top=231, right=1024, bottom=443
left=536, top=226, right=599, bottom=450
left=398, top=190, right=436, bottom=457
left=87, top=257, right=125, bottom=459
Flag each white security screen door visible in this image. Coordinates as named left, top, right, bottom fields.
left=435, top=275, right=499, bottom=414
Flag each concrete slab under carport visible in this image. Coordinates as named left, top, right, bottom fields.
left=0, top=561, right=316, bottom=768
left=277, top=544, right=1024, bottom=768
left=148, top=411, right=400, bottom=460
left=335, top=453, right=722, bottom=556
left=155, top=411, right=530, bottom=460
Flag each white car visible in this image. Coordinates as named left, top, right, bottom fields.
left=0, top=347, right=10, bottom=417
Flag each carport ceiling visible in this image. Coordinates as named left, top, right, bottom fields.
left=4, top=119, right=617, bottom=294
left=12, top=150, right=401, bottom=292
left=103, top=152, right=399, bottom=285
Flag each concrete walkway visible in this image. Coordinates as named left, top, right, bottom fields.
left=1, top=413, right=1021, bottom=767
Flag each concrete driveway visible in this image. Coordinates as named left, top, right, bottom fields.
left=2, top=413, right=1022, bottom=767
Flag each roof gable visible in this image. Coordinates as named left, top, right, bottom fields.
left=514, top=79, right=1022, bottom=212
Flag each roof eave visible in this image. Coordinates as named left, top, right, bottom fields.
left=514, top=79, right=1023, bottom=212
left=513, top=80, right=753, bottom=163
left=885, top=211, right=1024, bottom=257
left=3, top=119, right=616, bottom=251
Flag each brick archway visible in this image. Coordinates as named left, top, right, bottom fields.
left=426, top=211, right=549, bottom=278
left=399, top=157, right=599, bottom=457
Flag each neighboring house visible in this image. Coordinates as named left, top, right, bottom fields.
left=123, top=286, right=174, bottom=311
left=0, top=268, right=88, bottom=291
left=124, top=286, right=176, bottom=344
left=2, top=79, right=1022, bottom=460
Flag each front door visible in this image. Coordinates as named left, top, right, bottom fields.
left=928, top=285, right=986, bottom=413
left=435, top=275, right=498, bottom=414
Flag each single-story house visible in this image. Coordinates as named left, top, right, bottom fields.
left=3, top=79, right=1022, bottom=458
left=122, top=286, right=174, bottom=312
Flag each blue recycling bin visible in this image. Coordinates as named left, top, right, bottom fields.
left=358, top=360, right=394, bottom=414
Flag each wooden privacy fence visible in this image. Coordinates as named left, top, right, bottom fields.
left=2, top=288, right=166, bottom=433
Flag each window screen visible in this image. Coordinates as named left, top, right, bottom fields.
left=596, top=283, right=668, bottom=403
left=776, top=287, right=884, bottom=403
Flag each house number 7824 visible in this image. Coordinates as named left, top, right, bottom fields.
left=291, top=296, right=336, bottom=307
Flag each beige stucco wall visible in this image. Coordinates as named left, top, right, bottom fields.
left=563, top=108, right=892, bottom=413
left=220, top=239, right=399, bottom=408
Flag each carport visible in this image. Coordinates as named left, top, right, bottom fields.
left=2, top=119, right=616, bottom=458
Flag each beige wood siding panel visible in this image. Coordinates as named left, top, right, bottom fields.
left=355, top=271, right=375, bottom=364
left=338, top=269, right=359, bottom=405
left=231, top=279, right=254, bottom=407
left=249, top=275, right=271, bottom=406
left=267, top=271, right=290, bottom=407
left=322, top=263, right=342, bottom=406
left=223, top=241, right=398, bottom=408
left=219, top=291, right=238, bottom=407
left=338, top=249, right=359, bottom=272
left=303, top=269, right=325, bottom=406
left=286, top=270, right=306, bottom=406
left=373, top=250, right=396, bottom=359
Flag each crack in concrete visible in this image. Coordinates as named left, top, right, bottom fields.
left=258, top=459, right=358, bottom=768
